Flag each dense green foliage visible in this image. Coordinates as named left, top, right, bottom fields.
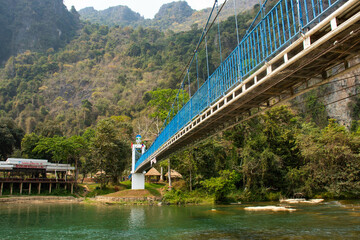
left=201, top=170, right=240, bottom=201
left=168, top=107, right=360, bottom=202
left=0, top=118, right=24, bottom=160
left=91, top=116, right=132, bottom=185
left=21, top=116, right=132, bottom=186
left=297, top=120, right=360, bottom=198
left=146, top=88, right=189, bottom=121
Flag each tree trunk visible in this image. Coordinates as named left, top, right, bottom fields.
left=160, top=167, right=163, bottom=181
left=113, top=176, right=118, bottom=185
left=189, top=169, right=192, bottom=192
left=189, top=151, right=193, bottom=192
left=168, top=159, right=172, bottom=190
left=75, top=158, right=78, bottom=183
left=81, top=173, right=86, bottom=184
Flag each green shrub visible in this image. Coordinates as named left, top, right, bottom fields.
left=201, top=170, right=241, bottom=202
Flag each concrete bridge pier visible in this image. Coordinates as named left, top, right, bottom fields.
left=131, top=135, right=146, bottom=190
left=131, top=173, right=145, bottom=190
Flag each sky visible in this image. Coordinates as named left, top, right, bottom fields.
left=63, top=0, right=223, bottom=19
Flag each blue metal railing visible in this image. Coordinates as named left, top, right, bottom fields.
left=135, top=0, right=342, bottom=170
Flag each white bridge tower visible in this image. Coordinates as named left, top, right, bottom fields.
left=131, top=135, right=146, bottom=189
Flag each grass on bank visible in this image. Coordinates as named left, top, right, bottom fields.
left=79, top=180, right=165, bottom=198
left=79, top=183, right=123, bottom=198
left=162, top=189, right=215, bottom=205
left=82, top=179, right=214, bottom=204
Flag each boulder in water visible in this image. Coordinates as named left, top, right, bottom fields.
left=244, top=206, right=296, bottom=212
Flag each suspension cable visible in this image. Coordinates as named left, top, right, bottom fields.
left=216, top=0, right=223, bottom=63
left=182, top=83, right=185, bottom=106
left=188, top=70, right=191, bottom=97
left=245, top=0, right=269, bottom=37
left=160, top=0, right=229, bottom=130
left=196, top=52, right=199, bottom=90
left=205, top=35, right=210, bottom=79
left=234, top=0, right=240, bottom=46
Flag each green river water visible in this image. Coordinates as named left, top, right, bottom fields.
left=0, top=200, right=359, bottom=239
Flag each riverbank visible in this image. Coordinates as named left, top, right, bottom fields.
left=0, top=195, right=161, bottom=205
left=0, top=196, right=82, bottom=204
left=0, top=185, right=163, bottom=205
left=83, top=188, right=162, bottom=205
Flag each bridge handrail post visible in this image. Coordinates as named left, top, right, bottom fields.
left=190, top=98, right=192, bottom=121
left=290, top=0, right=297, bottom=35
left=207, top=77, right=210, bottom=107
left=259, top=17, right=265, bottom=63
left=221, top=65, right=224, bottom=97
left=296, top=0, right=304, bottom=30
left=239, top=45, right=243, bottom=82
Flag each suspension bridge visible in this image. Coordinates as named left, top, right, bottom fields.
left=131, top=0, right=360, bottom=186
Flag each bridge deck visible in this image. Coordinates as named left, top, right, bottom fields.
left=136, top=0, right=360, bottom=173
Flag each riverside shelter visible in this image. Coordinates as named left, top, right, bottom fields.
left=145, top=167, right=161, bottom=182
left=0, top=158, right=75, bottom=195
left=165, top=169, right=183, bottom=181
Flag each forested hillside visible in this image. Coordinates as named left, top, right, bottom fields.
left=0, top=0, right=359, bottom=201
left=0, top=1, right=260, bottom=137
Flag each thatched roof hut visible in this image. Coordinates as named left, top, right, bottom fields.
left=95, top=170, right=105, bottom=176
left=145, top=167, right=161, bottom=176
left=165, top=169, right=183, bottom=179
left=145, top=167, right=161, bottom=182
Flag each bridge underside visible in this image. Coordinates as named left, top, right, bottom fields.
left=136, top=1, right=360, bottom=173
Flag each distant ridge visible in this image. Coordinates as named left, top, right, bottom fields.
left=79, top=5, right=145, bottom=28
left=78, top=0, right=258, bottom=32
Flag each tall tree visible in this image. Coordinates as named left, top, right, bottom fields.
left=32, top=135, right=85, bottom=181
left=91, top=117, right=132, bottom=186
left=146, top=88, right=189, bottom=122
left=21, top=133, right=43, bottom=159
left=297, top=119, right=360, bottom=197
left=0, top=118, right=24, bottom=160
left=224, top=106, right=301, bottom=196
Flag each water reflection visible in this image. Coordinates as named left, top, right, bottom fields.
left=128, top=207, right=145, bottom=229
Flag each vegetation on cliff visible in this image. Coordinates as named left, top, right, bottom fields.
left=79, top=6, right=145, bottom=29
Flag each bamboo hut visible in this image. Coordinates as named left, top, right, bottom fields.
left=95, top=170, right=105, bottom=176
left=165, top=169, right=182, bottom=182
left=145, top=167, right=161, bottom=182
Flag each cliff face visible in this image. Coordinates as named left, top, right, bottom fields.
left=0, top=1, right=13, bottom=62
left=292, top=56, right=360, bottom=129
left=79, top=6, right=144, bottom=28
left=323, top=57, right=360, bottom=128
left=78, top=1, right=195, bottom=30
left=154, top=1, right=194, bottom=21
left=0, top=0, right=80, bottom=63
left=78, top=0, right=259, bottom=32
